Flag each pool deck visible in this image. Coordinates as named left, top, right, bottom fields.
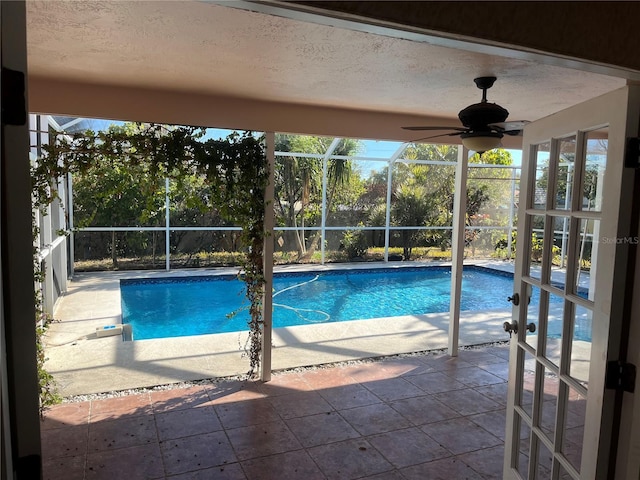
left=46, top=261, right=518, bottom=397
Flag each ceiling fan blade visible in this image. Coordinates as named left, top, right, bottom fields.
left=412, top=131, right=463, bottom=142
left=402, top=126, right=468, bottom=132
left=503, top=129, right=524, bottom=136
left=488, top=120, right=530, bottom=131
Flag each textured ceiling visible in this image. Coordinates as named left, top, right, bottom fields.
left=26, top=0, right=626, bottom=127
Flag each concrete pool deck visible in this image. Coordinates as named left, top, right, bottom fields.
left=45, top=261, right=518, bottom=396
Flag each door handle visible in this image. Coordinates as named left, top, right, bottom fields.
left=503, top=320, right=536, bottom=337
left=507, top=293, right=520, bottom=306
left=503, top=321, right=518, bottom=337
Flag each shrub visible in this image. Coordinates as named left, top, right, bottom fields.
left=342, top=228, right=368, bottom=259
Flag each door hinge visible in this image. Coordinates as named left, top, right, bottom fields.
left=625, top=137, right=640, bottom=168
left=1, top=67, right=27, bottom=126
left=606, top=360, right=636, bottom=393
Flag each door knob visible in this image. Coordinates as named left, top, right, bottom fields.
left=526, top=323, right=536, bottom=333
left=507, top=293, right=520, bottom=306
left=503, top=321, right=518, bottom=337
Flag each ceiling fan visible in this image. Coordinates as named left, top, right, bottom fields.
left=402, top=76, right=528, bottom=153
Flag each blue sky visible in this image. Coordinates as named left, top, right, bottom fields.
left=201, top=129, right=523, bottom=166
left=85, top=120, right=523, bottom=167
left=359, top=139, right=522, bottom=164
left=358, top=139, right=523, bottom=176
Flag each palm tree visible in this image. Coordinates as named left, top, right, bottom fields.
left=274, top=135, right=360, bottom=260
left=391, top=184, right=435, bottom=260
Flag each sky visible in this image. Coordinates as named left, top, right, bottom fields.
left=359, top=139, right=522, bottom=164
left=75, top=119, right=523, bottom=168
left=358, top=139, right=523, bottom=176
left=195, top=128, right=524, bottom=171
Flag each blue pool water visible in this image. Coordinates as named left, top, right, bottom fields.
left=121, top=266, right=537, bottom=340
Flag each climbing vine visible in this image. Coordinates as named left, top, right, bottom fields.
left=36, top=123, right=269, bottom=378
left=31, top=214, right=62, bottom=413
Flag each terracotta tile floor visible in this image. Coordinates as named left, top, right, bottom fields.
left=41, top=345, right=511, bottom=480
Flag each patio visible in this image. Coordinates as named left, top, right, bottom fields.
left=41, top=262, right=593, bottom=479
left=42, top=344, right=513, bottom=480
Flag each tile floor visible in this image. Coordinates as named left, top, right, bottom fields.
left=41, top=345, right=512, bottom=480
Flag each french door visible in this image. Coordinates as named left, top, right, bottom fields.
left=503, top=85, right=640, bottom=479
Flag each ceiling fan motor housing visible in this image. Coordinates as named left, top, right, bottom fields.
left=458, top=102, right=509, bottom=131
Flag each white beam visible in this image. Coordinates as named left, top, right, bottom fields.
left=320, top=138, right=342, bottom=264
left=67, top=172, right=75, bottom=277
left=261, top=132, right=276, bottom=382
left=384, top=143, right=409, bottom=261
left=58, top=117, right=84, bottom=131
left=165, top=178, right=170, bottom=271
left=448, top=146, right=469, bottom=356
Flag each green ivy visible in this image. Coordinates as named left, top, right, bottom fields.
left=31, top=214, right=62, bottom=414
left=36, top=124, right=269, bottom=379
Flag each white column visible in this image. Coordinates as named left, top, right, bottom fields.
left=383, top=144, right=407, bottom=261
left=36, top=114, right=55, bottom=315
left=320, top=138, right=341, bottom=265
left=384, top=160, right=393, bottom=261
left=165, top=177, right=170, bottom=271
left=55, top=172, right=68, bottom=292
left=449, top=146, right=469, bottom=356
left=261, top=132, right=276, bottom=382
left=67, top=172, right=75, bottom=277
left=321, top=148, right=328, bottom=264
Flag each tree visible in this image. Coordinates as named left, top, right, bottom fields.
left=273, top=135, right=362, bottom=259
left=467, top=149, right=514, bottom=220
left=391, top=184, right=435, bottom=259
left=41, top=124, right=269, bottom=376
left=390, top=144, right=457, bottom=251
left=71, top=125, right=166, bottom=268
left=380, top=145, right=514, bottom=254
left=535, top=154, right=601, bottom=209
left=167, top=173, right=239, bottom=265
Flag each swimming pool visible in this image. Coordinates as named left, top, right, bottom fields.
left=121, top=266, right=528, bottom=340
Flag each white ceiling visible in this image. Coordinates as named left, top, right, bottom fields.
left=26, top=0, right=627, bottom=131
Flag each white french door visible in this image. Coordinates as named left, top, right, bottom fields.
left=503, top=85, right=640, bottom=479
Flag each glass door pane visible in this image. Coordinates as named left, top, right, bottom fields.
left=525, top=284, right=541, bottom=351
left=569, top=305, right=592, bottom=385
left=575, top=219, right=598, bottom=301
left=550, top=215, right=571, bottom=291
left=526, top=214, right=546, bottom=281
left=532, top=142, right=552, bottom=210
left=562, top=386, right=587, bottom=474
left=552, top=137, right=577, bottom=211
left=580, top=129, right=608, bottom=213
left=544, top=293, right=564, bottom=367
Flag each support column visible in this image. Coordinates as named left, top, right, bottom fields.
left=67, top=172, right=75, bottom=278
left=261, top=132, right=275, bottom=382
left=320, top=138, right=341, bottom=265
left=55, top=173, right=68, bottom=293
left=383, top=143, right=408, bottom=261
left=384, top=160, right=393, bottom=262
left=165, top=177, right=171, bottom=271
left=449, top=146, right=469, bottom=356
